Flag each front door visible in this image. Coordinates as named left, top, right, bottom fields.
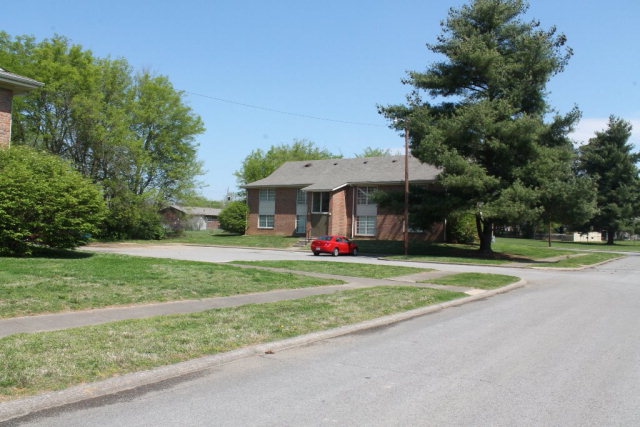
left=310, top=213, right=328, bottom=237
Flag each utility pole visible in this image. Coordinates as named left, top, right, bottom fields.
left=404, top=125, right=409, bottom=257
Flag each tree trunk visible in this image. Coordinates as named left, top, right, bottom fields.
left=476, top=214, right=493, bottom=255
left=607, top=226, right=615, bottom=245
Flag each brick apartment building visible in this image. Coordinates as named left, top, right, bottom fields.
left=243, top=156, right=445, bottom=242
left=0, top=67, right=43, bottom=149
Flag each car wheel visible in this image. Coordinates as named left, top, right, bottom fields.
left=352, top=248, right=358, bottom=256
left=332, top=247, right=339, bottom=257
left=313, top=251, right=320, bottom=256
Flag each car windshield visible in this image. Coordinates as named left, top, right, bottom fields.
left=318, top=236, right=332, bottom=241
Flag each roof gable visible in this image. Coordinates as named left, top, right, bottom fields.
left=160, top=205, right=221, bottom=216
left=0, top=68, right=44, bottom=94
left=244, top=155, right=440, bottom=191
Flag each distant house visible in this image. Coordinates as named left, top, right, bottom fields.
left=243, top=155, right=445, bottom=241
left=0, top=67, right=43, bottom=149
left=159, top=205, right=222, bottom=231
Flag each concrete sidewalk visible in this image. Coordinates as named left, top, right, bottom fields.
left=0, top=268, right=524, bottom=423
left=0, top=269, right=478, bottom=339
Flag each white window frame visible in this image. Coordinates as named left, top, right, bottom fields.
left=259, top=188, right=275, bottom=201
left=296, top=189, right=306, bottom=205
left=259, top=214, right=274, bottom=229
left=311, top=192, right=330, bottom=214
left=356, top=215, right=376, bottom=236
left=357, top=186, right=377, bottom=205
left=258, top=188, right=275, bottom=229
left=295, top=215, right=306, bottom=234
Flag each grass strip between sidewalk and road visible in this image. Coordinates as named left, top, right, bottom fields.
left=0, top=286, right=464, bottom=401
left=534, top=252, right=622, bottom=268
left=0, top=254, right=343, bottom=318
left=230, top=260, right=433, bottom=278
left=424, top=273, right=520, bottom=290
left=388, top=246, right=622, bottom=267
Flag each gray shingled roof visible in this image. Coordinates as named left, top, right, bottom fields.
left=0, top=67, right=44, bottom=94
left=243, top=155, right=441, bottom=191
left=162, top=205, right=221, bottom=216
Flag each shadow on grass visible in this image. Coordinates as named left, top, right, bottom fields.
left=357, top=240, right=537, bottom=263
left=0, top=247, right=95, bottom=259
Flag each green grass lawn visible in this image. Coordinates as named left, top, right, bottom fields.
left=124, top=230, right=302, bottom=248
left=426, top=272, right=521, bottom=289
left=382, top=238, right=625, bottom=266
left=103, top=231, right=635, bottom=265
left=0, top=233, right=626, bottom=401
left=230, top=260, right=434, bottom=278
left=0, top=253, right=342, bottom=318
left=0, top=286, right=464, bottom=400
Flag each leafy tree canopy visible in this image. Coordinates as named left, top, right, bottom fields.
left=234, top=139, right=340, bottom=186
left=355, top=147, right=392, bottom=158
left=0, top=32, right=205, bottom=239
left=379, top=0, right=591, bottom=254
left=579, top=116, right=640, bottom=244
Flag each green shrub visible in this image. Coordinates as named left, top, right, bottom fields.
left=219, top=201, right=248, bottom=234
left=447, top=212, right=477, bottom=244
left=99, top=192, right=166, bottom=240
left=0, top=147, right=107, bottom=255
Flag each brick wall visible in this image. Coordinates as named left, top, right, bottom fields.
left=329, top=187, right=350, bottom=236
left=245, top=189, right=261, bottom=235
left=0, top=88, right=13, bottom=149
left=245, top=188, right=300, bottom=236
left=365, top=184, right=445, bottom=242
left=274, top=187, right=298, bottom=235
left=245, top=184, right=444, bottom=241
left=373, top=184, right=403, bottom=240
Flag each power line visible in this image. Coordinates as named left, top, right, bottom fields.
left=184, top=91, right=386, bottom=128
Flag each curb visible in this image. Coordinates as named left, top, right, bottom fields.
left=0, top=280, right=525, bottom=423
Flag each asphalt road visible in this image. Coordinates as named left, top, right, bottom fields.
left=9, top=246, right=640, bottom=426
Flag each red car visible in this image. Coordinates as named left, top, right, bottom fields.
left=311, top=235, right=358, bottom=256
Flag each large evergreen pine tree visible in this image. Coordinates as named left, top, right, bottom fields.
left=579, top=117, right=640, bottom=244
left=380, top=0, right=592, bottom=254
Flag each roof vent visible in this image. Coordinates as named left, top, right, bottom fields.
left=363, top=161, right=368, bottom=164
left=304, top=163, right=312, bottom=167
left=392, top=159, right=397, bottom=163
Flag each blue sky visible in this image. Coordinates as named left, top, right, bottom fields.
left=4, top=0, right=639, bottom=200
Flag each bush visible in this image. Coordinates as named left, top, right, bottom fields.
left=99, top=192, right=166, bottom=240
left=0, top=147, right=107, bottom=255
left=447, top=212, right=477, bottom=244
left=219, top=201, right=248, bottom=234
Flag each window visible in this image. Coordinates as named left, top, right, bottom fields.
left=295, top=215, right=306, bottom=234
left=259, top=215, right=274, bottom=229
left=311, top=192, right=330, bottom=213
left=357, top=186, right=377, bottom=205
left=259, top=188, right=275, bottom=201
left=257, top=188, right=275, bottom=229
left=356, top=216, right=376, bottom=236
left=296, top=190, right=306, bottom=205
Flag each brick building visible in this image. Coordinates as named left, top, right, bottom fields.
left=159, top=205, right=221, bottom=231
left=243, top=156, right=445, bottom=242
left=0, top=68, right=43, bottom=149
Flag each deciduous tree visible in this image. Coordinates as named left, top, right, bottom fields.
left=1, top=33, right=205, bottom=239
left=235, top=139, right=339, bottom=187
left=355, top=147, right=392, bottom=158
